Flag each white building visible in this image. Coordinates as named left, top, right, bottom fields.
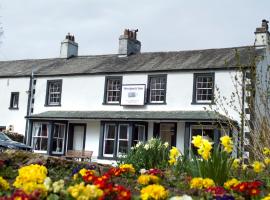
left=0, top=20, right=269, bottom=162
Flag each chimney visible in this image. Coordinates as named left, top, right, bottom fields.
left=60, top=33, right=78, bottom=58
left=254, top=19, right=270, bottom=47
left=118, top=29, right=141, bottom=56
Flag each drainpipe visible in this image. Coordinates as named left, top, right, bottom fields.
left=24, top=70, right=34, bottom=145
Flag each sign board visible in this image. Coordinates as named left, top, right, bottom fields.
left=121, top=84, right=145, bottom=106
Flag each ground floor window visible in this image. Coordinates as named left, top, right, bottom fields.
left=52, top=123, right=66, bottom=154
left=102, top=122, right=147, bottom=158
left=32, top=122, right=66, bottom=154
left=32, top=122, right=49, bottom=152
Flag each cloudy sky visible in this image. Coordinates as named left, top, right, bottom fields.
left=0, top=0, right=269, bottom=61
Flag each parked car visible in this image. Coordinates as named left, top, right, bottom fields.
left=0, top=132, right=32, bottom=151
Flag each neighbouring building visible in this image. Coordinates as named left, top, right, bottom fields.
left=0, top=20, right=269, bottom=162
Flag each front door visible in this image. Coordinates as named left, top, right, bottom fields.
left=153, top=123, right=177, bottom=147
left=68, top=124, right=86, bottom=151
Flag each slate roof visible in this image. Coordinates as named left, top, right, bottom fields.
left=0, top=46, right=262, bottom=77
left=27, top=110, right=232, bottom=121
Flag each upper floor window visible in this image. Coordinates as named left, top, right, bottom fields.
left=104, top=76, right=122, bottom=104
left=193, top=73, right=214, bottom=104
left=148, top=75, right=167, bottom=104
left=45, top=80, right=62, bottom=106
left=9, top=92, right=19, bottom=109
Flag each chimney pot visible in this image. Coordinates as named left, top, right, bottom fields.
left=118, top=29, right=141, bottom=56
left=60, top=33, right=78, bottom=58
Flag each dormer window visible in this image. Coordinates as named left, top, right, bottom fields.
left=104, top=76, right=122, bottom=104
left=193, top=73, right=215, bottom=104
left=45, top=80, right=62, bottom=106
left=9, top=92, right=19, bottom=109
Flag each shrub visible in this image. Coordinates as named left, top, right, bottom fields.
left=4, top=132, right=24, bottom=143
left=119, top=138, right=170, bottom=171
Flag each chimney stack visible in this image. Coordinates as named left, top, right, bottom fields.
left=118, top=29, right=141, bottom=56
left=254, top=19, right=270, bottom=47
left=60, top=33, right=78, bottom=58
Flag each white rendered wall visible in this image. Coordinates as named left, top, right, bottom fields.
left=84, top=121, right=100, bottom=158
left=33, top=70, right=242, bottom=123
left=0, top=77, right=29, bottom=135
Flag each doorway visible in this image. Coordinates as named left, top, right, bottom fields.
left=153, top=122, right=177, bottom=147
left=68, top=124, right=86, bottom=151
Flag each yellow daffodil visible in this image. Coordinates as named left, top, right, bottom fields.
left=232, top=159, right=240, bottom=169
left=252, top=161, right=265, bottom=173
left=220, top=135, right=233, bottom=153
left=192, top=135, right=203, bottom=148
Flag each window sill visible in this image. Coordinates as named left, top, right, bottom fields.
left=44, top=104, right=61, bottom=107
left=97, top=156, right=120, bottom=160
left=191, top=102, right=215, bottom=105
left=9, top=107, right=19, bottom=110
left=146, top=102, right=167, bottom=105
left=102, top=102, right=120, bottom=105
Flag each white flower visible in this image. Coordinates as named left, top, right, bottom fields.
left=52, top=179, right=65, bottom=193
left=131, top=147, right=134, bottom=150
left=136, top=142, right=142, bottom=148
left=139, top=168, right=148, bottom=174
left=44, top=177, right=52, bottom=191
left=144, top=144, right=150, bottom=150
left=164, top=142, right=169, bottom=148
left=169, top=195, right=193, bottom=200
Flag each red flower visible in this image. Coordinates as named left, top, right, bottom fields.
left=249, top=188, right=260, bottom=196
left=107, top=167, right=122, bottom=177
left=113, top=185, right=131, bottom=200
left=82, top=171, right=97, bottom=183
left=205, top=186, right=226, bottom=196
left=147, top=169, right=164, bottom=177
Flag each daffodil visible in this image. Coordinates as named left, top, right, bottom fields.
left=252, top=161, right=265, bottom=173
left=220, top=135, right=233, bottom=153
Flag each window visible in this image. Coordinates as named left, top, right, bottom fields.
left=52, top=123, right=65, bottom=154
left=102, top=122, right=146, bottom=158
left=104, top=76, right=122, bottom=104
left=9, top=92, right=19, bottom=109
left=103, top=124, right=117, bottom=157
left=148, top=75, right=167, bottom=103
left=193, top=73, right=214, bottom=103
left=32, top=122, right=49, bottom=152
left=46, top=80, right=62, bottom=106
left=132, top=124, right=145, bottom=146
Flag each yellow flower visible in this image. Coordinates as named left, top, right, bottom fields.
left=252, top=161, right=265, bottom=173
left=202, top=178, right=215, bottom=188
left=137, top=175, right=160, bottom=185
left=68, top=182, right=103, bottom=200
left=224, top=178, right=240, bottom=190
left=168, top=147, right=181, bottom=165
left=0, top=176, right=10, bottom=191
left=263, top=148, right=270, bottom=156
left=190, top=177, right=203, bottom=189
left=140, top=184, right=168, bottom=200
left=119, top=164, right=135, bottom=174
left=13, top=164, right=48, bottom=195
left=232, top=159, right=240, bottom=169
left=262, top=193, right=270, bottom=200
left=220, top=135, right=233, bottom=153
left=198, top=139, right=213, bottom=160
left=192, top=135, right=203, bottom=148
left=242, top=164, right=248, bottom=170
left=264, top=158, right=270, bottom=165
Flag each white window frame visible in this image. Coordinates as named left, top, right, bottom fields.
left=103, top=124, right=117, bottom=157
left=106, top=78, right=121, bottom=104
left=10, top=92, right=19, bottom=109
left=52, top=123, right=66, bottom=154
left=195, top=75, right=214, bottom=103
left=32, top=122, right=49, bottom=153
left=149, top=76, right=166, bottom=103
left=117, top=124, right=129, bottom=156
left=47, top=80, right=62, bottom=106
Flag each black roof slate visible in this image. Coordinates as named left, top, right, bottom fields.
left=0, top=46, right=262, bottom=77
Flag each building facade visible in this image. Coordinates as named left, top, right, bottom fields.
left=0, top=21, right=269, bottom=162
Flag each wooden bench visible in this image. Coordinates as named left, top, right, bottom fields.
left=62, top=150, right=93, bottom=162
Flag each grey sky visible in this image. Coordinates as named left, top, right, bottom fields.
left=0, top=0, right=269, bottom=61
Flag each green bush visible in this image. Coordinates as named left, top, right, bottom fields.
left=119, top=138, right=170, bottom=171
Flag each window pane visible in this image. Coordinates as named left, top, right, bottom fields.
left=118, top=141, right=128, bottom=154
left=119, top=125, right=128, bottom=139
left=104, top=140, right=114, bottom=154
left=106, top=78, right=121, bottom=103
left=149, top=76, right=166, bottom=103
left=195, top=75, right=213, bottom=102
left=105, top=125, right=116, bottom=139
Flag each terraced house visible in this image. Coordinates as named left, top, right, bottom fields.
left=0, top=20, right=269, bottom=162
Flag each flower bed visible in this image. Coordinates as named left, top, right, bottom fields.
left=0, top=137, right=270, bottom=199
